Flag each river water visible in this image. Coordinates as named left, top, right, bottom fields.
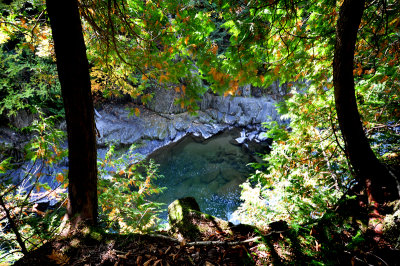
left=148, top=129, right=257, bottom=223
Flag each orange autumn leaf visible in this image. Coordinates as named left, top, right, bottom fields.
left=184, top=36, right=189, bottom=45
left=56, top=173, right=64, bottom=183
left=381, top=75, right=389, bottom=83
left=273, top=65, right=280, bottom=75
left=23, top=43, right=35, bottom=52
left=134, top=107, right=140, bottom=117
left=159, top=74, right=169, bottom=83
left=211, top=44, right=218, bottom=55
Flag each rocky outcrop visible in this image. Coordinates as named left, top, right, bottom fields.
left=141, top=80, right=288, bottom=114
left=95, top=104, right=228, bottom=155
left=96, top=92, right=282, bottom=156
left=1, top=88, right=283, bottom=161
left=200, top=92, right=279, bottom=125
left=8, top=109, right=38, bottom=129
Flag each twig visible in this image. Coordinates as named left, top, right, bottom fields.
left=366, top=251, right=389, bottom=266
left=343, top=251, right=367, bottom=264
left=186, top=236, right=261, bottom=246
left=148, top=234, right=261, bottom=246
left=0, top=195, right=28, bottom=255
left=366, top=123, right=400, bottom=135
left=148, top=233, right=179, bottom=243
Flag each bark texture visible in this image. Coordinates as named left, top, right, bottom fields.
left=46, top=0, right=98, bottom=224
left=333, top=0, right=398, bottom=203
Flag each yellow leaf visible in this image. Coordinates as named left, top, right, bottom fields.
left=180, top=101, right=185, bottom=109
left=142, top=75, right=148, bottom=81
left=181, top=85, right=186, bottom=94
left=184, top=36, right=189, bottom=45
left=119, top=169, right=125, bottom=175
left=296, top=21, right=302, bottom=31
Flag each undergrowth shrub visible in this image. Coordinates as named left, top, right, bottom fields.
left=1, top=115, right=166, bottom=263
left=0, top=114, right=67, bottom=264
left=234, top=84, right=350, bottom=229
left=97, top=144, right=165, bottom=233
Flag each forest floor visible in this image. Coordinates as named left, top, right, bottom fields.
left=14, top=229, right=263, bottom=265
left=12, top=197, right=400, bottom=265
left=13, top=222, right=400, bottom=265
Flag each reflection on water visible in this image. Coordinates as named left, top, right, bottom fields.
left=148, top=129, right=256, bottom=222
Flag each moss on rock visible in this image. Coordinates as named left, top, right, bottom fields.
left=383, top=200, right=400, bottom=247
left=167, top=197, right=234, bottom=241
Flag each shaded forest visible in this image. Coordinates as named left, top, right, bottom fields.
left=1, top=0, right=400, bottom=264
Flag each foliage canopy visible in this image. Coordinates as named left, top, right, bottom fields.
left=0, top=0, right=399, bottom=263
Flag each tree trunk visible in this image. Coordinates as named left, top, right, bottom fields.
left=333, top=0, right=398, bottom=205
left=46, top=0, right=98, bottom=225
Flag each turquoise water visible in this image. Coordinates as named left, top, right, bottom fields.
left=148, top=129, right=256, bottom=222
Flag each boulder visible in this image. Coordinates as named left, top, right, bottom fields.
left=168, top=197, right=233, bottom=241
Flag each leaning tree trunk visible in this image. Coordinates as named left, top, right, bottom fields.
left=333, top=0, right=398, bottom=206
left=46, top=0, right=98, bottom=225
